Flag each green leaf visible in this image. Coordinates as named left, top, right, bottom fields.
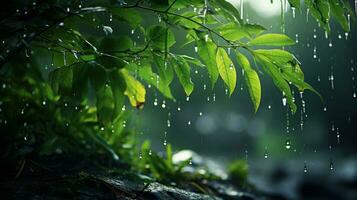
left=212, top=0, right=243, bottom=24
left=254, top=54, right=297, bottom=113
left=216, top=22, right=250, bottom=41
left=136, top=61, right=174, bottom=99
left=248, top=34, right=295, bottom=46
left=89, top=64, right=107, bottom=91
left=96, top=54, right=127, bottom=69
left=96, top=84, right=115, bottom=125
left=80, top=54, right=96, bottom=61
left=305, top=0, right=331, bottom=32
left=243, top=24, right=266, bottom=37
left=288, top=0, right=301, bottom=9
left=197, top=40, right=219, bottom=89
left=153, top=54, right=174, bottom=86
left=147, top=25, right=176, bottom=50
left=108, top=70, right=126, bottom=121
left=216, top=48, right=236, bottom=96
left=49, top=65, right=73, bottom=95
left=253, top=49, right=296, bottom=66
left=111, top=8, right=142, bottom=28
left=328, top=0, right=349, bottom=31
left=72, top=63, right=89, bottom=101
left=172, top=56, right=194, bottom=96
left=122, top=69, right=146, bottom=108
left=235, top=52, right=261, bottom=113
left=99, top=36, right=133, bottom=52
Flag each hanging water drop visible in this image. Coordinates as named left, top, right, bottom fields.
left=282, top=97, right=287, bottom=106
left=186, top=96, right=190, bottom=101
left=264, top=147, right=268, bottom=159
left=292, top=7, right=296, bottom=18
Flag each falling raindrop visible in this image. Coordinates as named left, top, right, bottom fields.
left=330, top=160, right=334, bottom=171
left=303, top=161, right=308, bottom=173
left=264, top=147, right=268, bottom=159
left=194, top=45, right=198, bottom=53
left=306, top=8, right=310, bottom=22
left=338, top=34, right=342, bottom=39
left=240, top=0, right=244, bottom=20
left=199, top=112, right=203, bottom=116
left=268, top=105, right=271, bottom=109
left=323, top=106, right=327, bottom=111
left=163, top=131, right=167, bottom=146
left=329, top=40, right=333, bottom=47
left=292, top=7, right=296, bottom=18
left=177, top=106, right=181, bottom=111
left=336, top=128, right=340, bottom=144
left=153, top=98, right=158, bottom=106
left=186, top=96, right=190, bottom=102
left=188, top=121, right=191, bottom=126
left=285, top=139, right=291, bottom=150
left=227, top=47, right=231, bottom=55
left=122, top=105, right=126, bottom=111
left=313, top=46, right=317, bottom=59
left=204, top=34, right=209, bottom=42
left=189, top=159, right=193, bottom=165
left=295, top=34, right=299, bottom=43
left=42, top=100, right=46, bottom=106
left=329, top=66, right=335, bottom=90
left=161, top=100, right=166, bottom=108
left=345, top=32, right=349, bottom=40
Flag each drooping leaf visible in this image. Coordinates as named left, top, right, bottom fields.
left=305, top=0, right=331, bottom=33
left=254, top=54, right=297, bottom=113
left=108, top=70, right=126, bottom=121
left=216, top=48, right=236, bottom=96
left=197, top=40, right=219, bottom=88
left=172, top=55, right=194, bottom=96
left=49, top=65, right=73, bottom=96
left=153, top=54, right=174, bottom=86
left=235, top=52, right=261, bottom=112
left=136, top=61, right=174, bottom=99
left=248, top=34, right=295, bottom=46
left=328, top=0, right=349, bottom=31
left=122, top=69, right=146, bottom=108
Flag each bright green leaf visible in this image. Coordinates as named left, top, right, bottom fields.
left=216, top=48, right=236, bottom=96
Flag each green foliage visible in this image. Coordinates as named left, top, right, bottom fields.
left=0, top=0, right=353, bottom=184
left=228, top=160, right=249, bottom=185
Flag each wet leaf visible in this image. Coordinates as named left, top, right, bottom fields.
left=216, top=48, right=236, bottom=96
left=197, top=40, right=219, bottom=89
left=248, top=34, right=295, bottom=46
left=235, top=52, right=261, bottom=113
left=172, top=56, right=194, bottom=96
